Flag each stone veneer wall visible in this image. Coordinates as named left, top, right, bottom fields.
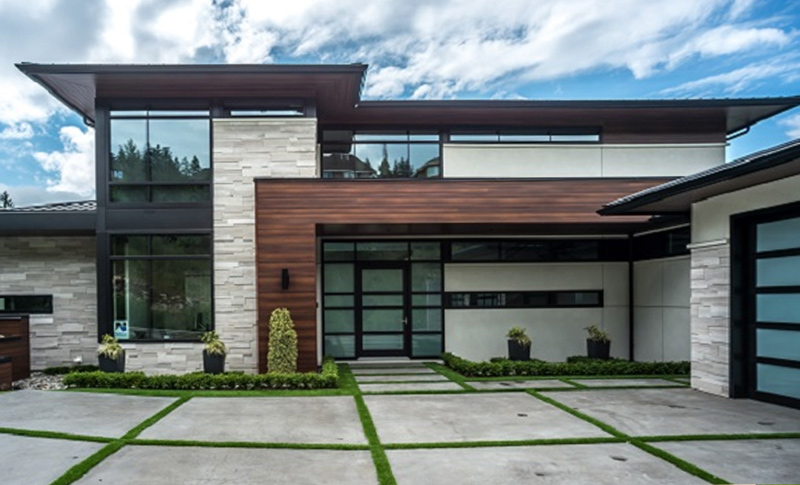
left=212, top=118, right=318, bottom=372
left=0, top=236, right=97, bottom=369
left=689, top=242, right=731, bottom=397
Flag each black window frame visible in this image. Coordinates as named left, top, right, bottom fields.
left=104, top=232, right=214, bottom=343
left=444, top=290, right=604, bottom=309
left=0, top=295, right=53, bottom=314
left=320, top=130, right=443, bottom=180
left=106, top=109, right=213, bottom=208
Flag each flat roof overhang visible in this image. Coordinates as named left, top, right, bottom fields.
left=599, top=139, right=800, bottom=216
left=15, top=63, right=368, bottom=123
left=16, top=63, right=800, bottom=133
left=0, top=211, right=96, bottom=236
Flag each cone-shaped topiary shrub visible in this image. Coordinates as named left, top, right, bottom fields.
left=268, top=307, right=298, bottom=373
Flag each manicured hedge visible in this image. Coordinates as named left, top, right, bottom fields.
left=42, top=365, right=99, bottom=375
left=442, top=352, right=689, bottom=377
left=63, top=358, right=338, bottom=390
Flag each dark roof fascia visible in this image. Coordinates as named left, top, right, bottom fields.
left=15, top=62, right=369, bottom=76
left=357, top=97, right=800, bottom=110
left=598, top=139, right=800, bottom=216
left=0, top=211, right=96, bottom=236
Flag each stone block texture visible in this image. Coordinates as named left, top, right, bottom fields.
left=121, top=342, right=204, bottom=374
left=690, top=243, right=730, bottom=397
left=0, top=236, right=97, bottom=369
left=213, top=118, right=317, bottom=373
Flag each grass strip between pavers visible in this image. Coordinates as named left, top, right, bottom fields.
left=540, top=384, right=689, bottom=392
left=529, top=390, right=732, bottom=484
left=528, top=390, right=627, bottom=438
left=129, top=438, right=370, bottom=450
left=383, top=436, right=625, bottom=449
left=425, top=362, right=476, bottom=390
left=63, top=387, right=349, bottom=397
left=631, top=440, right=730, bottom=484
left=0, top=426, right=112, bottom=444
left=49, top=440, right=126, bottom=485
left=122, top=396, right=191, bottom=440
left=340, top=364, right=397, bottom=485
left=639, top=432, right=800, bottom=442
left=465, top=373, right=691, bottom=382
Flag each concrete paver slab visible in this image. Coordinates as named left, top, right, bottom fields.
left=0, top=390, right=177, bottom=438
left=469, top=380, right=574, bottom=390
left=75, top=445, right=376, bottom=485
left=351, top=367, right=436, bottom=375
left=570, top=378, right=680, bottom=387
left=656, top=439, right=800, bottom=485
left=359, top=382, right=463, bottom=393
left=138, top=396, right=367, bottom=444
left=541, top=388, right=800, bottom=436
left=387, top=443, right=706, bottom=485
left=364, top=392, right=609, bottom=443
left=1, top=434, right=104, bottom=485
left=355, top=374, right=448, bottom=382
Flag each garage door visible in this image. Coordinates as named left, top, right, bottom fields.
left=747, top=212, right=800, bottom=407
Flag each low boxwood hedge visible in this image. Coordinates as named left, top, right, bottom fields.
left=442, top=352, right=689, bottom=377
left=63, top=358, right=338, bottom=390
left=42, top=364, right=99, bottom=375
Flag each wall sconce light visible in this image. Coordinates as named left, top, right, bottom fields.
left=281, top=268, right=290, bottom=290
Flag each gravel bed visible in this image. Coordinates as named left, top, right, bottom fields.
left=13, top=372, right=66, bottom=391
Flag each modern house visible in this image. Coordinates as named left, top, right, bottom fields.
left=0, top=63, right=798, bottom=408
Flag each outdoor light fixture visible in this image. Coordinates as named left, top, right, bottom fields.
left=281, top=268, right=290, bottom=290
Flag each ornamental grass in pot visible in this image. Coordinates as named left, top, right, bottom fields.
left=97, top=334, right=125, bottom=373
left=201, top=331, right=227, bottom=374
left=586, top=324, right=611, bottom=360
left=506, top=326, right=531, bottom=361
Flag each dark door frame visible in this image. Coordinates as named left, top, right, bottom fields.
left=355, top=261, right=411, bottom=357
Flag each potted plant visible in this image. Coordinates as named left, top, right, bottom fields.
left=201, top=331, right=226, bottom=374
left=586, top=324, right=611, bottom=360
left=97, top=334, right=125, bottom=373
left=506, top=326, right=531, bottom=361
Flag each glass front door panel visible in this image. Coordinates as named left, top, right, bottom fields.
left=362, top=309, right=404, bottom=332
left=361, top=266, right=407, bottom=355
left=363, top=334, right=404, bottom=350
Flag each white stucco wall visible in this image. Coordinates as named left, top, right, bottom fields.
left=691, top=173, right=800, bottom=244
left=444, top=262, right=629, bottom=362
left=632, top=256, right=691, bottom=362
left=444, top=143, right=724, bottom=178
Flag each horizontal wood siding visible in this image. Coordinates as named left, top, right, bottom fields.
left=0, top=315, right=31, bottom=381
left=255, top=178, right=670, bottom=372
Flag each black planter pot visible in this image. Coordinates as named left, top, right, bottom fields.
left=203, top=350, right=225, bottom=374
left=587, top=340, right=610, bottom=360
left=508, top=340, right=531, bottom=361
left=98, top=351, right=125, bottom=373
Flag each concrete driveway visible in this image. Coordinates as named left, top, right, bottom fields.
left=1, top=364, right=799, bottom=485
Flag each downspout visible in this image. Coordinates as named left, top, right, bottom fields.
left=628, top=233, right=635, bottom=362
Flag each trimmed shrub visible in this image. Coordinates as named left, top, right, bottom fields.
left=42, top=364, right=99, bottom=375
left=268, top=307, right=298, bottom=374
left=63, top=358, right=339, bottom=390
left=442, top=352, right=689, bottom=377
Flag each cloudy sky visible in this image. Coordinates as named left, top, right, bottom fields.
left=1, top=0, right=799, bottom=207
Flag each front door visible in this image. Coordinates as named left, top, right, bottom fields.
left=357, top=263, right=409, bottom=357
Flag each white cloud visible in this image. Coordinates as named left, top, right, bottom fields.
left=0, top=123, right=34, bottom=140
left=661, top=57, right=800, bottom=95
left=33, top=126, right=95, bottom=197
left=781, top=114, right=800, bottom=139
left=0, top=182, right=85, bottom=208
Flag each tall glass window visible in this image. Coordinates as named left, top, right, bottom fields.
left=109, top=111, right=211, bottom=203
left=321, top=131, right=441, bottom=179
left=110, top=234, right=212, bottom=341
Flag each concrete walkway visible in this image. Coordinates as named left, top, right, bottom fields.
left=1, top=363, right=799, bottom=484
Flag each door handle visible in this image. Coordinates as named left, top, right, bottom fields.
left=402, top=317, right=408, bottom=327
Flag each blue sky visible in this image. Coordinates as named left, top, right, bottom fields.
left=1, top=0, right=800, bottom=206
